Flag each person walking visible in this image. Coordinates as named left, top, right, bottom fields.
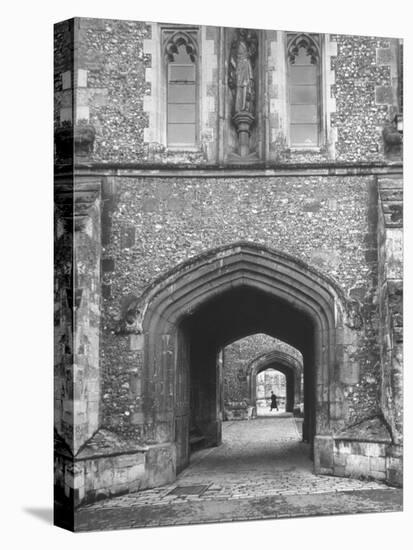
left=270, top=391, right=278, bottom=412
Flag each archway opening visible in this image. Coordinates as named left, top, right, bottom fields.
left=220, top=333, right=303, bottom=421
left=178, top=284, right=316, bottom=470
left=142, top=243, right=342, bottom=476
left=256, top=368, right=287, bottom=415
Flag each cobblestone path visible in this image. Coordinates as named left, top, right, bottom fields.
left=75, top=417, right=402, bottom=531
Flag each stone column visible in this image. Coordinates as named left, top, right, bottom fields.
left=55, top=178, right=102, bottom=454
left=377, top=176, right=403, bottom=445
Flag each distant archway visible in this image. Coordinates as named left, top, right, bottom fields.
left=247, top=348, right=303, bottom=413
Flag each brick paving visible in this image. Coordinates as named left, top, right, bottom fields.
left=74, top=416, right=402, bottom=531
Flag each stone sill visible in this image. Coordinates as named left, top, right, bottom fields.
left=165, top=146, right=202, bottom=153
left=289, top=147, right=323, bottom=153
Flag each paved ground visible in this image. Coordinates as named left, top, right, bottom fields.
left=74, top=416, right=402, bottom=531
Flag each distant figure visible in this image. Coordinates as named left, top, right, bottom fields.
left=270, top=391, right=278, bottom=412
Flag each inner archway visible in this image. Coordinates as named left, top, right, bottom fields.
left=140, top=242, right=347, bottom=475
left=247, top=346, right=304, bottom=416
left=181, top=284, right=315, bottom=461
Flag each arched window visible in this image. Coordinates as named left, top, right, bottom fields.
left=165, top=32, right=198, bottom=147
left=287, top=34, right=321, bottom=148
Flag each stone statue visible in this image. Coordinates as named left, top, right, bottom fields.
left=228, top=29, right=257, bottom=116
left=228, top=29, right=258, bottom=158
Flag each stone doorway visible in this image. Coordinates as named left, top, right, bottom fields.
left=140, top=242, right=349, bottom=478
left=246, top=346, right=303, bottom=417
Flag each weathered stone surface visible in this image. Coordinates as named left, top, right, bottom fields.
left=143, top=443, right=176, bottom=489
left=76, top=428, right=148, bottom=459
left=377, top=176, right=403, bottom=446
left=314, top=435, right=334, bottom=473
left=335, top=416, right=392, bottom=442
left=376, top=86, right=394, bottom=105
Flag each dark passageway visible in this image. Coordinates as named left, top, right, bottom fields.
left=179, top=285, right=316, bottom=471
left=142, top=243, right=343, bottom=480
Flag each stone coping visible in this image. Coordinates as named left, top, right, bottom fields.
left=55, top=163, right=403, bottom=179
left=334, top=417, right=392, bottom=444
left=55, top=428, right=151, bottom=461
left=334, top=435, right=392, bottom=444
left=57, top=159, right=403, bottom=171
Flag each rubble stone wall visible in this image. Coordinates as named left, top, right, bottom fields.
left=54, top=21, right=401, bottom=164
left=99, top=173, right=379, bottom=439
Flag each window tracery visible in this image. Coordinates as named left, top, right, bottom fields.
left=287, top=33, right=321, bottom=147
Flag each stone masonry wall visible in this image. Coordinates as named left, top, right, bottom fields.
left=99, top=174, right=380, bottom=440
left=333, top=35, right=394, bottom=162
left=377, top=177, right=403, bottom=444
left=54, top=207, right=75, bottom=448
left=54, top=185, right=102, bottom=454
left=76, top=18, right=151, bottom=161
left=268, top=34, right=397, bottom=164
left=54, top=20, right=74, bottom=126
left=54, top=19, right=401, bottom=165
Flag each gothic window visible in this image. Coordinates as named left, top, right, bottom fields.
left=287, top=34, right=321, bottom=148
left=164, top=31, right=198, bottom=147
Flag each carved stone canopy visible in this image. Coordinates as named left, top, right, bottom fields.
left=287, top=33, right=320, bottom=65
left=163, top=29, right=198, bottom=63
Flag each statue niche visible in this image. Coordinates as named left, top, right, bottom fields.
left=228, top=28, right=258, bottom=159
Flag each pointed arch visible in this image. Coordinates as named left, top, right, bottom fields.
left=140, top=241, right=346, bottom=330
left=246, top=348, right=303, bottom=412
left=136, top=241, right=352, bottom=473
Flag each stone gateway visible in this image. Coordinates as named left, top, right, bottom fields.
left=54, top=18, right=403, bottom=530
